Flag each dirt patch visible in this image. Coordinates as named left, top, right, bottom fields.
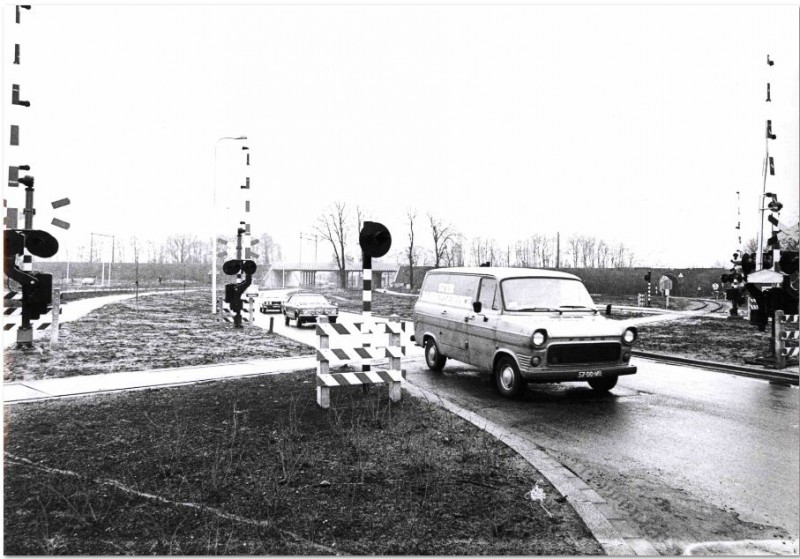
left=4, top=373, right=601, bottom=555
left=635, top=316, right=779, bottom=365
left=3, top=291, right=312, bottom=382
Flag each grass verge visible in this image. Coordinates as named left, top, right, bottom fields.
left=3, top=291, right=312, bottom=382
left=4, top=372, right=602, bottom=555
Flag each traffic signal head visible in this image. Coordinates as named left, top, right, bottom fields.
left=23, top=272, right=52, bottom=320
left=223, top=260, right=241, bottom=275
left=644, top=271, right=652, bottom=282
left=359, top=221, right=392, bottom=258
left=779, top=251, right=799, bottom=275
left=741, top=253, right=756, bottom=275
left=23, top=229, right=58, bottom=258
left=222, top=259, right=257, bottom=276
left=225, top=283, right=243, bottom=312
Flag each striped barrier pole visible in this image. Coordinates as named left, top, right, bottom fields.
left=361, top=252, right=372, bottom=384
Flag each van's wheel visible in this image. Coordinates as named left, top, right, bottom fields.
left=329, top=316, right=338, bottom=324
left=495, top=356, right=526, bottom=398
left=424, top=338, right=447, bottom=372
left=588, top=376, right=618, bottom=392
left=284, top=314, right=289, bottom=326
left=295, top=312, right=302, bottom=327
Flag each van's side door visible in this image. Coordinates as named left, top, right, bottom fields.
left=436, top=274, right=477, bottom=362
left=466, top=276, right=501, bottom=367
left=415, top=273, right=471, bottom=362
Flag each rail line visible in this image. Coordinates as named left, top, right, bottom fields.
left=632, top=350, right=799, bottom=385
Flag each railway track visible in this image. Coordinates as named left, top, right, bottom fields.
left=632, top=350, right=799, bottom=385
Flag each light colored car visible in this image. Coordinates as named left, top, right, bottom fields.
left=413, top=267, right=637, bottom=397
left=259, top=295, right=285, bottom=313
left=283, top=292, right=339, bottom=327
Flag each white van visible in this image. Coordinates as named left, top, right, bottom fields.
left=413, top=267, right=638, bottom=397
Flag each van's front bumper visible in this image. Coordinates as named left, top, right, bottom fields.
left=519, top=364, right=637, bottom=383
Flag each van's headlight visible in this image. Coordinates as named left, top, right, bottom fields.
left=622, top=327, right=637, bottom=345
left=530, top=329, right=548, bottom=348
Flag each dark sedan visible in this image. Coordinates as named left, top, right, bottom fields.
left=283, top=292, right=339, bottom=327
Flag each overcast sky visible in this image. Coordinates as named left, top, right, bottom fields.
left=3, top=2, right=798, bottom=268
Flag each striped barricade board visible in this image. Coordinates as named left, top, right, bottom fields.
left=777, top=313, right=799, bottom=363
left=316, top=317, right=406, bottom=408
left=3, top=290, right=62, bottom=332
left=217, top=297, right=251, bottom=324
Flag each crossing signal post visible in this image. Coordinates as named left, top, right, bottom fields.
left=358, top=221, right=392, bottom=384
left=4, top=228, right=58, bottom=347
left=643, top=271, right=652, bottom=307
left=222, top=257, right=257, bottom=328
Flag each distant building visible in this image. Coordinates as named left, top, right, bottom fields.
left=392, top=266, right=437, bottom=291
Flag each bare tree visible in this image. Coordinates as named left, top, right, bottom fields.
left=568, top=235, right=581, bottom=267
left=165, top=234, right=199, bottom=264
left=470, top=237, right=498, bottom=266
left=596, top=240, right=610, bottom=268
left=406, top=208, right=418, bottom=289
left=443, top=234, right=465, bottom=267
left=579, top=236, right=596, bottom=267
left=428, top=214, right=455, bottom=268
left=256, top=232, right=282, bottom=268
left=315, top=202, right=350, bottom=287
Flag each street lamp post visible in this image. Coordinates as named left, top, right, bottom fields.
left=211, top=135, right=247, bottom=313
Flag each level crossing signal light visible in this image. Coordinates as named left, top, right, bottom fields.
left=359, top=221, right=392, bottom=258
left=740, top=253, right=756, bottom=276
left=3, top=228, right=58, bottom=321
left=643, top=271, right=651, bottom=282
left=222, top=259, right=257, bottom=326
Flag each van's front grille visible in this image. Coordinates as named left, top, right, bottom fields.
left=547, top=343, right=620, bottom=365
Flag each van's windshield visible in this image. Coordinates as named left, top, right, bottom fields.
left=501, top=278, right=595, bottom=312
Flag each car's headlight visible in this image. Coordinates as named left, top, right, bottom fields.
left=530, top=329, right=548, bottom=348
left=622, top=327, right=637, bottom=345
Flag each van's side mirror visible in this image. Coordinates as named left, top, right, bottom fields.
left=472, top=301, right=482, bottom=313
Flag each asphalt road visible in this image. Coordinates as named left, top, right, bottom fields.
left=252, top=290, right=798, bottom=550
left=402, top=357, right=799, bottom=549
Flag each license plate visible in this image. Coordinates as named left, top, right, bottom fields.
left=577, top=370, right=603, bottom=378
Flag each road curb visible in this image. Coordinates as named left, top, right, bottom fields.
left=403, top=381, right=659, bottom=557
left=633, top=351, right=799, bottom=385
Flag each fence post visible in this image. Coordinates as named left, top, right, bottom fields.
left=387, top=325, right=402, bottom=403
left=774, top=310, right=785, bottom=369
left=316, top=316, right=331, bottom=409
left=50, top=288, right=61, bottom=347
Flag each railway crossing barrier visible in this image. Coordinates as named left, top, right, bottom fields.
left=315, top=315, right=407, bottom=409
left=3, top=288, right=63, bottom=345
left=774, top=311, right=799, bottom=369
left=217, top=296, right=253, bottom=325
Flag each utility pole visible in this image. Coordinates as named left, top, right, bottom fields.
left=556, top=232, right=560, bottom=268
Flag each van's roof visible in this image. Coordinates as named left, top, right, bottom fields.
left=426, top=267, right=582, bottom=281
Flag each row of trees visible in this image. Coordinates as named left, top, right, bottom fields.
left=65, top=232, right=283, bottom=270
left=315, top=201, right=639, bottom=288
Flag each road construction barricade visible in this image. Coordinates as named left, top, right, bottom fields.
left=774, top=311, right=799, bottom=369
left=315, top=316, right=406, bottom=409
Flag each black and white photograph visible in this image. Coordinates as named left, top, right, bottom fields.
left=2, top=0, right=798, bottom=555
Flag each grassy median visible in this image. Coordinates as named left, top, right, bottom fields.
left=4, top=290, right=601, bottom=554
